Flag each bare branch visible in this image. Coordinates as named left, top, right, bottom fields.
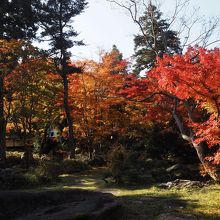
left=168, top=0, right=190, bottom=29
left=107, top=0, right=159, bottom=55
left=107, top=0, right=220, bottom=52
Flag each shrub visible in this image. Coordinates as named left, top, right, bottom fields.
left=0, top=168, right=41, bottom=189
left=0, top=168, right=26, bottom=189
left=87, top=156, right=106, bottom=167
left=6, top=151, right=23, bottom=167
left=62, top=159, right=89, bottom=174
left=108, top=146, right=172, bottom=185
left=0, top=157, right=66, bottom=189
left=32, top=159, right=62, bottom=183
left=24, top=173, right=40, bottom=186
left=109, top=146, right=126, bottom=184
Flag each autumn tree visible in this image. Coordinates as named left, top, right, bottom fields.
left=66, top=49, right=152, bottom=158
left=67, top=49, right=127, bottom=158
left=6, top=58, right=61, bottom=143
left=0, top=40, right=48, bottom=167
left=122, top=47, right=220, bottom=181
left=0, top=0, right=40, bottom=167
left=102, top=45, right=127, bottom=74
left=0, top=40, right=24, bottom=167
left=35, top=0, right=88, bottom=157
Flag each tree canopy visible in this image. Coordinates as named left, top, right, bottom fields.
left=133, top=3, right=181, bottom=74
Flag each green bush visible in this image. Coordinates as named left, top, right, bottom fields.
left=62, top=159, right=89, bottom=174
left=0, top=157, right=73, bottom=189
left=24, top=173, right=40, bottom=186
left=108, top=145, right=174, bottom=185
left=32, top=159, right=62, bottom=183
left=87, top=156, right=106, bottom=167
left=0, top=168, right=41, bottom=189
left=6, top=151, right=23, bottom=167
left=110, top=147, right=126, bottom=184
left=0, top=169, right=26, bottom=189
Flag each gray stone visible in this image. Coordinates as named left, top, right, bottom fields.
left=158, top=179, right=204, bottom=189
left=166, top=164, right=182, bottom=172
left=158, top=213, right=197, bottom=220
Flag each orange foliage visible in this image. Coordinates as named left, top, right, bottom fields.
left=0, top=40, right=61, bottom=135
left=64, top=50, right=148, bottom=147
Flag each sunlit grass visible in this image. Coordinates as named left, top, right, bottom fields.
left=177, top=185, right=220, bottom=218
left=23, top=168, right=220, bottom=219
left=114, top=185, right=220, bottom=219
left=57, top=170, right=220, bottom=220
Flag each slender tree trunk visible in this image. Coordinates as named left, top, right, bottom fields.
left=0, top=76, right=6, bottom=168
left=186, top=101, right=220, bottom=181
left=172, top=100, right=220, bottom=181
left=193, top=142, right=220, bottom=181
left=62, top=74, right=75, bottom=158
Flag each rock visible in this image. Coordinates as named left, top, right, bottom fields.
left=158, top=179, right=205, bottom=189
left=158, top=181, right=173, bottom=189
left=158, top=213, right=197, bottom=220
left=166, top=164, right=182, bottom=172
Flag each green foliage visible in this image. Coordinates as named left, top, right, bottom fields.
left=87, top=156, right=106, bottom=167
left=0, top=169, right=26, bottom=189
left=0, top=168, right=42, bottom=189
left=6, top=151, right=23, bottom=167
left=108, top=127, right=200, bottom=185
left=36, top=0, right=88, bottom=55
left=32, top=158, right=62, bottom=183
left=0, top=0, right=38, bottom=39
left=62, top=159, right=89, bottom=174
left=120, top=124, right=197, bottom=163
left=144, top=124, right=198, bottom=163
left=133, top=3, right=181, bottom=74
left=109, top=146, right=125, bottom=183
left=6, top=151, right=37, bottom=169
left=3, top=151, right=93, bottom=189
left=109, top=146, right=154, bottom=185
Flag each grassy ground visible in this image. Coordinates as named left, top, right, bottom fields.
left=50, top=167, right=220, bottom=220
left=117, top=185, right=220, bottom=219
left=4, top=152, right=220, bottom=219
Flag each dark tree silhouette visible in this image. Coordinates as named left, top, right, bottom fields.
left=35, top=0, right=88, bottom=158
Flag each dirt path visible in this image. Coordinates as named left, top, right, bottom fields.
left=58, top=167, right=121, bottom=195
left=0, top=168, right=122, bottom=220
left=0, top=168, right=206, bottom=220
left=57, top=168, right=198, bottom=220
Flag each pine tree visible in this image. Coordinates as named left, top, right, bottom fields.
left=36, top=0, right=88, bottom=158
left=133, top=3, right=181, bottom=75
left=0, top=0, right=38, bottom=40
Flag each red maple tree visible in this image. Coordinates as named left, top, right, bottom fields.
left=122, top=47, right=220, bottom=180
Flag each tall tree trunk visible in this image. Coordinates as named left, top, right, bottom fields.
left=192, top=142, right=220, bottom=181
left=62, top=74, right=75, bottom=158
left=173, top=99, right=220, bottom=181
left=0, top=76, right=6, bottom=168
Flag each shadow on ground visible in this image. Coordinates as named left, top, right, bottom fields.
left=58, top=167, right=220, bottom=220
left=0, top=189, right=121, bottom=220
left=1, top=168, right=219, bottom=220
left=117, top=194, right=220, bottom=220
